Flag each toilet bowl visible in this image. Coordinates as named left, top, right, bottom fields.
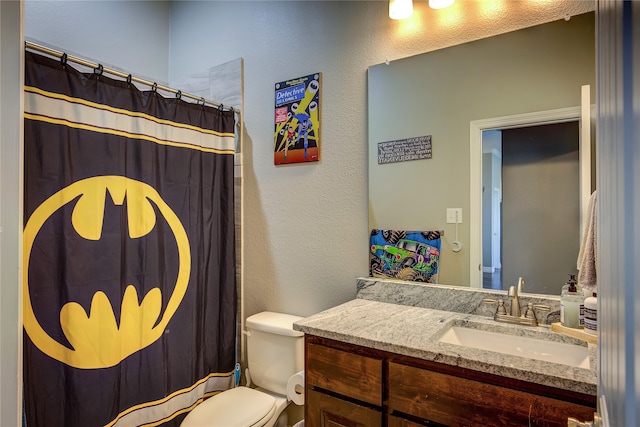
left=180, top=312, right=304, bottom=427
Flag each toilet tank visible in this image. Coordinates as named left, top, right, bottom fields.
left=246, top=312, right=304, bottom=396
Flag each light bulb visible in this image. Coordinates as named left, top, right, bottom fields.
left=389, top=0, right=413, bottom=20
left=429, top=0, right=455, bottom=9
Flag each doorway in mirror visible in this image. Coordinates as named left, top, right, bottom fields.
left=483, top=270, right=502, bottom=290
left=481, top=121, right=580, bottom=293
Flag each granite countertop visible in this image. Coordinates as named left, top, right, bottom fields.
left=293, top=298, right=597, bottom=396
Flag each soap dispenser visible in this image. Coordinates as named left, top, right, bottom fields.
left=584, top=292, right=598, bottom=335
left=561, top=274, right=583, bottom=329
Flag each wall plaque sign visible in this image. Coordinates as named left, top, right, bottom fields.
left=377, top=135, right=432, bottom=164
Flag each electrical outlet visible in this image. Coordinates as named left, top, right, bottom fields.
left=446, top=208, right=462, bottom=224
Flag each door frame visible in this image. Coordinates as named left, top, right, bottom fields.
left=469, top=106, right=587, bottom=288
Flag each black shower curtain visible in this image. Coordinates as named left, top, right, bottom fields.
left=23, top=51, right=237, bottom=427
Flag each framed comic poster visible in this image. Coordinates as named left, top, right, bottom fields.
left=274, top=73, right=321, bottom=165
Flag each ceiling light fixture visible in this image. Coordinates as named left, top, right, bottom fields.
left=389, top=0, right=413, bottom=20
left=429, top=0, right=455, bottom=9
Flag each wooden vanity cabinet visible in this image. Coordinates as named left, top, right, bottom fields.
left=305, top=336, right=383, bottom=427
left=305, top=335, right=596, bottom=427
left=388, top=361, right=595, bottom=426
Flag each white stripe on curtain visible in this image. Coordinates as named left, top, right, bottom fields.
left=107, top=374, right=234, bottom=427
left=24, top=87, right=235, bottom=154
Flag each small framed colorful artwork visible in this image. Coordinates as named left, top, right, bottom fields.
left=273, top=73, right=321, bottom=165
left=370, top=229, right=442, bottom=283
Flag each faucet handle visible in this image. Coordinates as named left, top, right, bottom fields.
left=482, top=298, right=507, bottom=315
left=496, top=300, right=507, bottom=315
left=532, top=304, right=550, bottom=311
left=524, top=303, right=550, bottom=321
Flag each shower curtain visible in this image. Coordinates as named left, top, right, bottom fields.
left=23, top=51, right=237, bottom=427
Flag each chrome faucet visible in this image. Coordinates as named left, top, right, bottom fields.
left=483, top=277, right=549, bottom=326
left=508, top=277, right=525, bottom=317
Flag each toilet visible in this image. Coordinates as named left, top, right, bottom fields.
left=181, top=312, right=304, bottom=427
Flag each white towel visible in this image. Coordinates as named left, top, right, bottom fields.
left=577, top=190, right=597, bottom=293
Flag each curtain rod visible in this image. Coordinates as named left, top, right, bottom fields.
left=25, top=41, right=239, bottom=115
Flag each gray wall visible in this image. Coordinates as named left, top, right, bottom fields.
left=501, top=122, right=580, bottom=295
left=1, top=1, right=22, bottom=425
left=24, top=0, right=171, bottom=83
left=368, top=12, right=595, bottom=287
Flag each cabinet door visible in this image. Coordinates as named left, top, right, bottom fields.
left=389, top=362, right=594, bottom=426
left=306, top=341, right=383, bottom=406
left=388, top=415, right=430, bottom=427
left=306, top=389, right=382, bottom=427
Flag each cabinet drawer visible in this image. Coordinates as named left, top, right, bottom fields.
left=307, top=389, right=382, bottom=427
left=306, top=341, right=383, bottom=406
left=389, top=362, right=594, bottom=426
left=387, top=415, right=429, bottom=427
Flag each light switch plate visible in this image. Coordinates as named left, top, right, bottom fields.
left=446, top=208, right=462, bottom=224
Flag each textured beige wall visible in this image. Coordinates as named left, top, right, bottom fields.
left=167, top=0, right=595, bottom=319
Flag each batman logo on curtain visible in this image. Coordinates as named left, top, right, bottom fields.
left=23, top=51, right=237, bottom=427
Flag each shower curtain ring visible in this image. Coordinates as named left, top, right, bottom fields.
left=126, top=74, right=132, bottom=85
left=60, top=53, right=68, bottom=67
left=176, top=90, right=182, bottom=100
left=94, top=64, right=104, bottom=76
left=151, top=82, right=158, bottom=92
left=198, top=97, right=205, bottom=106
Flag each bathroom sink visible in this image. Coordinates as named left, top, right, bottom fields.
left=438, top=324, right=590, bottom=369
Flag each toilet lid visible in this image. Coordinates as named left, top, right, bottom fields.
left=181, top=387, right=277, bottom=427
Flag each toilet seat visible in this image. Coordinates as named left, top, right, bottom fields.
left=181, top=387, right=277, bottom=427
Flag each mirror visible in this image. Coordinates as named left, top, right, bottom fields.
left=368, top=12, right=595, bottom=294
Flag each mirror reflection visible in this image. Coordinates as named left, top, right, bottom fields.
left=368, top=12, right=595, bottom=294
left=482, top=122, right=581, bottom=294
